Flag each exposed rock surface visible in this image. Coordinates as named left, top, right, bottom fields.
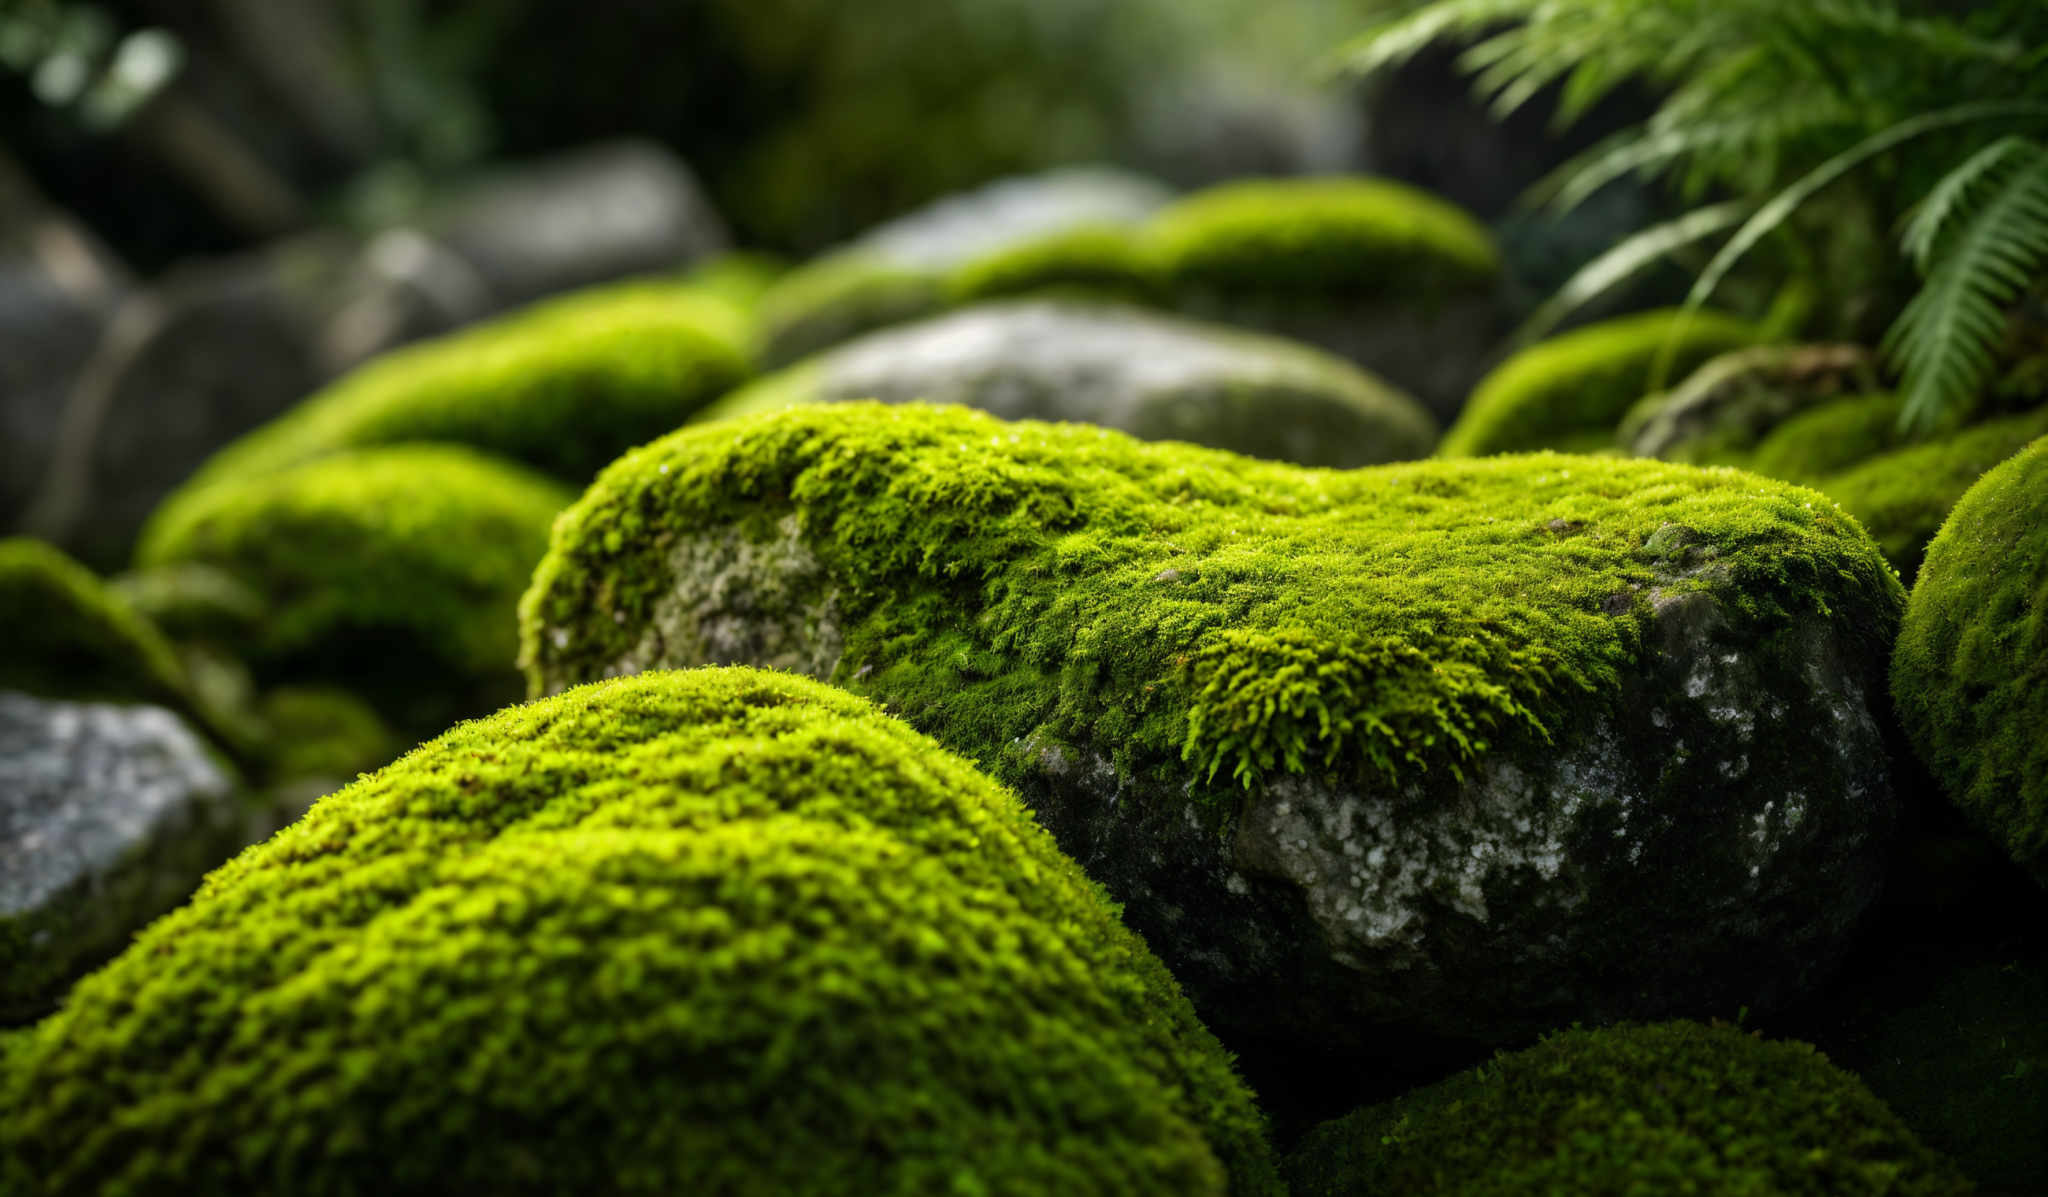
left=0, top=692, right=243, bottom=1022
left=1623, top=343, right=1881, bottom=463
left=522, top=404, right=1906, bottom=1049
left=709, top=300, right=1436, bottom=467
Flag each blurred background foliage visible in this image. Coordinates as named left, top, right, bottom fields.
left=0, top=0, right=1397, bottom=263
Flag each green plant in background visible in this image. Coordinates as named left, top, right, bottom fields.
left=1342, top=1, right=2048, bottom=433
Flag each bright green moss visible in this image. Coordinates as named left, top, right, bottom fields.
left=0, top=538, right=186, bottom=707
left=947, top=225, right=1161, bottom=306
left=139, top=446, right=572, bottom=730
left=0, top=667, right=1281, bottom=1195
left=1283, top=1021, right=1970, bottom=1196
left=1440, top=309, right=1763, bottom=458
left=1805, top=405, right=2048, bottom=581
left=522, top=404, right=1900, bottom=811
left=1892, top=435, right=2048, bottom=885
left=1146, top=177, right=1500, bottom=300
left=172, top=280, right=752, bottom=499
left=253, top=685, right=398, bottom=782
left=677, top=250, right=787, bottom=314
left=1745, top=392, right=1914, bottom=484
left=756, top=252, right=944, bottom=366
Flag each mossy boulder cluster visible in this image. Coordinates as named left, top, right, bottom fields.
left=759, top=173, right=1505, bottom=416
left=708, top=300, right=1437, bottom=468
left=524, top=403, right=1907, bottom=1048
left=0, top=668, right=1281, bottom=1196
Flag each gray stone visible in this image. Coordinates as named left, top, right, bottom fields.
left=723, top=300, right=1438, bottom=468
left=853, top=167, right=1172, bottom=273
left=0, top=692, right=247, bottom=1022
left=1623, top=344, right=1882, bottom=463
left=0, top=270, right=107, bottom=533
left=422, top=140, right=729, bottom=308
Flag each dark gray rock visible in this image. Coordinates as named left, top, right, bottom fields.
left=0, top=692, right=247, bottom=1022
left=422, top=140, right=729, bottom=308
left=715, top=300, right=1437, bottom=467
left=0, top=270, right=107, bottom=533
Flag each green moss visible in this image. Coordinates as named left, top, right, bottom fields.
left=1441, top=309, right=1764, bottom=458
left=254, top=685, right=399, bottom=782
left=107, top=562, right=268, bottom=645
left=947, top=225, right=1161, bottom=306
left=0, top=667, right=1281, bottom=1195
left=1745, top=392, right=1915, bottom=484
left=0, top=538, right=187, bottom=707
left=1284, top=1021, right=1970, bottom=1196
left=756, top=252, right=945, bottom=366
left=1806, top=405, right=2048, bottom=582
left=1892, top=434, right=2048, bottom=884
left=522, top=404, right=1900, bottom=812
left=139, top=445, right=572, bottom=731
left=692, top=359, right=826, bottom=425
left=678, top=250, right=788, bottom=314
left=172, top=279, right=752, bottom=500
left=1147, top=177, right=1500, bottom=300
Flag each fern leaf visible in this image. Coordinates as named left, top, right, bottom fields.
left=1901, top=136, right=2043, bottom=270
left=1330, top=0, right=1529, bottom=80
left=1886, top=149, right=2048, bottom=431
left=1510, top=201, right=1751, bottom=348
left=1680, top=100, right=2048, bottom=327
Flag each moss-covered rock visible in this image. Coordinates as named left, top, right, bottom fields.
left=758, top=167, right=1174, bottom=365
left=1892, top=434, right=2048, bottom=884
left=1283, top=1021, right=1970, bottom=1196
left=522, top=404, right=1905, bottom=1048
left=169, top=279, right=752, bottom=500
left=1780, top=928, right=2048, bottom=1195
left=701, top=301, right=1436, bottom=468
left=1441, top=309, right=1763, bottom=458
left=0, top=537, right=187, bottom=709
left=947, top=225, right=1161, bottom=306
left=1806, top=405, right=2048, bottom=582
left=1148, top=176, right=1498, bottom=301
left=1146, top=176, right=1504, bottom=418
left=1744, top=392, right=1918, bottom=484
left=253, top=685, right=399, bottom=784
left=139, top=445, right=572, bottom=734
left=0, top=667, right=1281, bottom=1196
left=1621, top=343, right=1881, bottom=464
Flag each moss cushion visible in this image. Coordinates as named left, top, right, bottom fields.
left=0, top=667, right=1280, bottom=1196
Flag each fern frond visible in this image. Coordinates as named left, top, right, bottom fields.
left=1682, top=101, right=2048, bottom=323
left=1331, top=0, right=1529, bottom=80
left=1901, top=136, right=2042, bottom=270
left=1886, top=146, right=2048, bottom=431
left=1510, top=201, right=1750, bottom=348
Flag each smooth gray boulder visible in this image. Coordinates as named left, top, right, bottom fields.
left=706, top=300, right=1438, bottom=468
left=0, top=692, right=245, bottom=1022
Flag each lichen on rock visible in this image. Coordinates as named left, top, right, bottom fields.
left=523, top=403, right=1905, bottom=1046
left=0, top=667, right=1280, bottom=1196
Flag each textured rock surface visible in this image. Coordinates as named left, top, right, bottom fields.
left=523, top=404, right=1906, bottom=1048
left=0, top=693, right=242, bottom=1022
left=1622, top=343, right=1880, bottom=463
left=707, top=301, right=1436, bottom=467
